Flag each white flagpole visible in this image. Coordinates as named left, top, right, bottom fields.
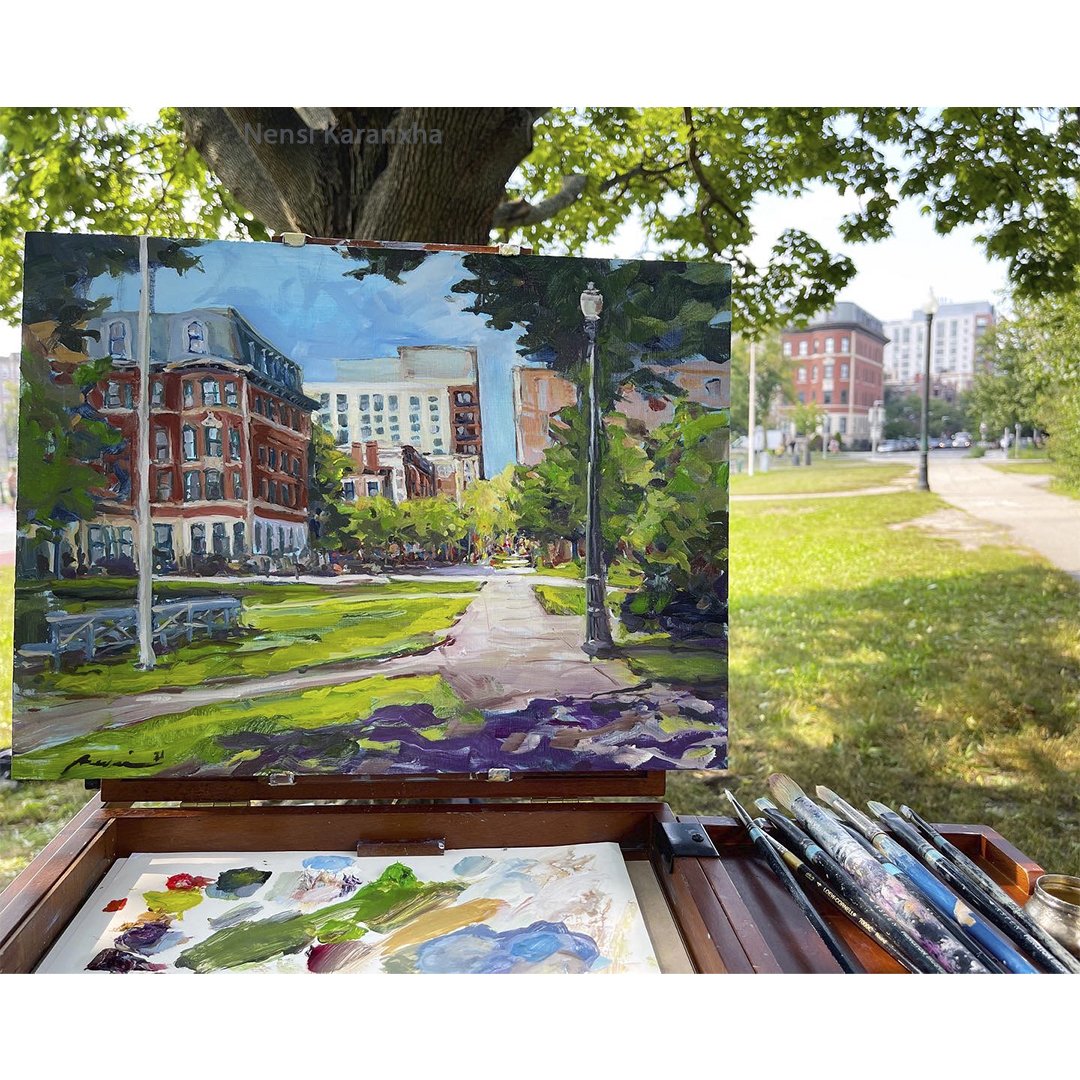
left=747, top=338, right=757, bottom=477
left=135, top=236, right=155, bottom=669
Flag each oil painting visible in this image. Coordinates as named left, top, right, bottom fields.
left=37, top=843, right=659, bottom=974
left=12, top=232, right=729, bottom=779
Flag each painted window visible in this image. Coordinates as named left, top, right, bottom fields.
left=212, top=522, right=228, bottom=555
left=191, top=523, right=206, bottom=556
left=229, top=428, right=241, bottom=460
left=184, top=471, right=201, bottom=501
left=205, top=469, right=223, bottom=500
left=151, top=380, right=164, bottom=406
left=206, top=426, right=223, bottom=457
left=154, top=428, right=170, bottom=462
left=105, top=381, right=122, bottom=408
left=232, top=471, right=243, bottom=499
left=202, top=378, right=221, bottom=406
left=233, top=522, right=245, bottom=555
left=182, top=426, right=197, bottom=461
left=225, top=382, right=238, bottom=407
left=108, top=321, right=128, bottom=357
left=187, top=320, right=206, bottom=354
left=183, top=381, right=195, bottom=408
left=155, top=471, right=173, bottom=501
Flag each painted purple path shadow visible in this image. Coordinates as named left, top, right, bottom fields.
left=169, top=688, right=727, bottom=777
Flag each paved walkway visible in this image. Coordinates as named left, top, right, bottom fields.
left=15, top=574, right=639, bottom=750
left=927, top=457, right=1080, bottom=580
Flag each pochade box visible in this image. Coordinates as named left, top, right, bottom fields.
left=0, top=232, right=1045, bottom=974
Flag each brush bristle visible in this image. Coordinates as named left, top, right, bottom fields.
left=724, top=789, right=752, bottom=827
left=755, top=796, right=778, bottom=812
left=815, top=785, right=841, bottom=808
left=766, top=773, right=805, bottom=812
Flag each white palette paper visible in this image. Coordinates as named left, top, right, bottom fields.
left=38, top=843, right=659, bottom=974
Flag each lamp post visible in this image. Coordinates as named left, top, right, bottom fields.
left=580, top=282, right=614, bottom=656
left=918, top=288, right=938, bottom=491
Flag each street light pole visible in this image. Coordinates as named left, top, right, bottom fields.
left=918, top=288, right=938, bottom=492
left=580, top=282, right=614, bottom=656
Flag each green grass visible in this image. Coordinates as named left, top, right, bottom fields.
left=0, top=781, right=91, bottom=890
left=988, top=460, right=1080, bottom=500
left=533, top=583, right=587, bottom=616
left=731, top=461, right=912, bottom=496
left=15, top=674, right=480, bottom=780
left=621, top=642, right=725, bottom=687
left=668, top=490, right=1080, bottom=875
left=538, top=560, right=644, bottom=587
left=18, top=583, right=478, bottom=699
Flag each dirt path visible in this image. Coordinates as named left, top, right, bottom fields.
left=15, top=574, right=639, bottom=750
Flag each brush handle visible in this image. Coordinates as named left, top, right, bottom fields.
left=771, top=838, right=916, bottom=972
left=759, top=808, right=946, bottom=973
left=873, top=805, right=1050, bottom=974
left=901, top=805, right=1080, bottom=974
left=792, top=795, right=989, bottom=973
left=879, top=807, right=1072, bottom=974
left=743, top=820, right=858, bottom=973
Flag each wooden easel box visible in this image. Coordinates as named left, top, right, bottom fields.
left=0, top=771, right=1045, bottom=974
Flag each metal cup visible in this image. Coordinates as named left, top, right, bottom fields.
left=1025, top=874, right=1080, bottom=960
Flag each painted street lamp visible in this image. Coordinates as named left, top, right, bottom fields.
left=918, top=288, right=938, bottom=492
left=580, top=282, right=614, bottom=656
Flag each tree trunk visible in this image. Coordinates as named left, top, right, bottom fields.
left=177, top=107, right=542, bottom=244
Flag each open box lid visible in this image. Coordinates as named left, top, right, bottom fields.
left=11, top=233, right=729, bottom=802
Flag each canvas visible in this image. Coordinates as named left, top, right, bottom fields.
left=36, top=843, right=660, bottom=974
left=12, top=233, right=729, bottom=779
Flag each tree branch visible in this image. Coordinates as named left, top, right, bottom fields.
left=493, top=173, right=587, bottom=228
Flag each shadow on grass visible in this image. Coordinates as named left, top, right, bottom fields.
left=670, top=563, right=1080, bottom=875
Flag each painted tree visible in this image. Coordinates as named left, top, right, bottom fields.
left=5, top=107, right=1080, bottom=330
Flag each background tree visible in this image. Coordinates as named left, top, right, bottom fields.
left=6, top=108, right=1080, bottom=329
left=729, top=332, right=789, bottom=437
left=460, top=467, right=520, bottom=556
left=307, top=424, right=357, bottom=559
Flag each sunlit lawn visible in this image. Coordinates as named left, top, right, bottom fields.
left=987, top=460, right=1079, bottom=501
left=669, top=491, right=1080, bottom=875
left=731, top=458, right=913, bottom=496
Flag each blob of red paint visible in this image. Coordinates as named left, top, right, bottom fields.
left=165, top=873, right=213, bottom=891
left=102, top=898, right=127, bottom=913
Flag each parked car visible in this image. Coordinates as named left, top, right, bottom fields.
left=952, top=431, right=973, bottom=448
left=876, top=439, right=902, bottom=453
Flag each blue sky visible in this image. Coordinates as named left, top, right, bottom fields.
left=104, top=243, right=541, bottom=475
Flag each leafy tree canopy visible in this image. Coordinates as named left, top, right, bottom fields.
left=3, top=107, right=1080, bottom=328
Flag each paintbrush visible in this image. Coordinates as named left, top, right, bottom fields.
left=725, top=791, right=858, bottom=972
left=818, top=787, right=1033, bottom=974
left=768, top=774, right=990, bottom=974
left=756, top=798, right=947, bottom=973
left=762, top=829, right=917, bottom=972
left=869, top=801, right=1068, bottom=974
left=898, top=804, right=1080, bottom=975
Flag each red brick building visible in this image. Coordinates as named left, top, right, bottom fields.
left=781, top=303, right=887, bottom=448
left=82, top=308, right=318, bottom=570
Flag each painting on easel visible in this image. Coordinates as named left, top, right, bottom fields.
left=11, top=233, right=729, bottom=780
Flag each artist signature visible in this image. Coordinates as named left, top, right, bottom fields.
left=61, top=750, right=165, bottom=776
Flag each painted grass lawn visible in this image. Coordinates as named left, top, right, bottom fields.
left=669, top=491, right=1080, bottom=875
left=731, top=460, right=912, bottom=496
left=15, top=674, right=481, bottom=781
left=621, top=642, right=726, bottom=687
left=20, top=585, right=478, bottom=699
left=537, top=560, right=644, bottom=587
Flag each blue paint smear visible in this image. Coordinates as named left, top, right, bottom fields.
left=302, top=855, right=355, bottom=872
left=415, top=920, right=600, bottom=974
left=452, top=855, right=494, bottom=877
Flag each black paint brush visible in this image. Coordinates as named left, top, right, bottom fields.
left=756, top=797, right=946, bottom=974
left=725, top=790, right=858, bottom=972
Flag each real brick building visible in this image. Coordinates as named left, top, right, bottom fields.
left=781, top=303, right=887, bottom=448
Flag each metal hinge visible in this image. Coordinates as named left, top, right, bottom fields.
left=280, top=232, right=308, bottom=247
left=655, top=819, right=721, bottom=873
left=498, top=243, right=521, bottom=257
left=267, top=771, right=296, bottom=787
left=487, top=768, right=512, bottom=782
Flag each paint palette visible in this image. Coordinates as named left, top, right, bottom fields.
left=38, top=844, right=660, bottom=974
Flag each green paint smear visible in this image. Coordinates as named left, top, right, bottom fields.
left=142, top=889, right=203, bottom=917
left=175, top=863, right=465, bottom=973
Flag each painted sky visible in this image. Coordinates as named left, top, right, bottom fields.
left=99, top=243, right=548, bottom=475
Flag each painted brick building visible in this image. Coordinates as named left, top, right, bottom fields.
left=781, top=303, right=887, bottom=447
left=80, top=307, right=318, bottom=569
